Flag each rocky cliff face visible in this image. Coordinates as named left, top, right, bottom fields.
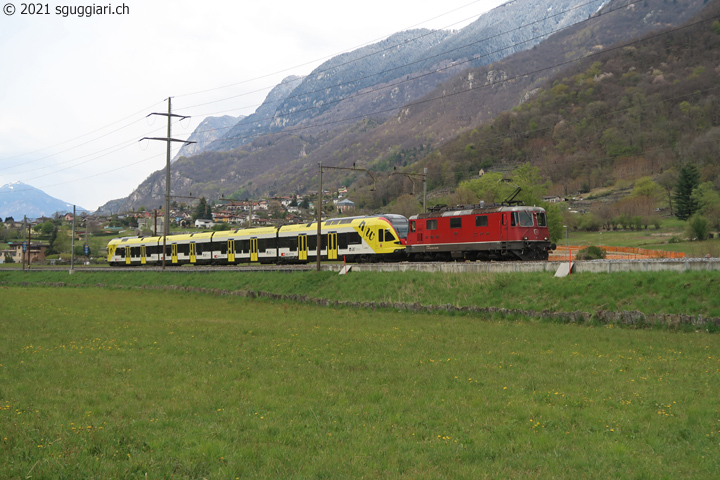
left=207, top=75, right=304, bottom=152
left=172, top=115, right=240, bottom=162
left=97, top=0, right=709, bottom=214
left=211, top=0, right=606, bottom=151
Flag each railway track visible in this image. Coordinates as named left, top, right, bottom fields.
left=15, top=257, right=720, bottom=274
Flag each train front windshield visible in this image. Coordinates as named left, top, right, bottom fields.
left=384, top=215, right=409, bottom=239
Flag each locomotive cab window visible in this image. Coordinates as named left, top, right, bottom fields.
left=410, top=221, right=416, bottom=232
left=475, top=215, right=488, bottom=227
left=450, top=217, right=462, bottom=229
left=385, top=229, right=396, bottom=242
left=536, top=212, right=547, bottom=227
left=518, top=211, right=534, bottom=227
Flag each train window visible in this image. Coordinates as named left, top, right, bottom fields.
left=450, top=217, right=462, bottom=229
left=378, top=229, right=385, bottom=242
left=427, top=219, right=437, bottom=230
left=348, top=232, right=362, bottom=245
left=410, top=221, right=416, bottom=233
left=518, top=211, right=534, bottom=227
left=511, top=213, right=517, bottom=226
left=338, top=233, right=349, bottom=249
left=385, top=230, right=396, bottom=242
left=536, top=212, right=547, bottom=227
left=475, top=215, right=488, bottom=227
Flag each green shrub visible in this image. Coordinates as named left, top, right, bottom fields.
left=576, top=245, right=607, bottom=260
left=686, top=214, right=710, bottom=241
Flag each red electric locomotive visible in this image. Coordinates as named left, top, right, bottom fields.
left=405, top=201, right=555, bottom=261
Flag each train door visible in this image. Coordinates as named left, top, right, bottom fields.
left=140, top=246, right=147, bottom=265
left=228, top=240, right=235, bottom=262
left=328, top=232, right=338, bottom=260
left=500, top=213, right=508, bottom=241
left=298, top=234, right=307, bottom=261
left=250, top=238, right=258, bottom=262
left=171, top=244, right=178, bottom=264
left=125, top=246, right=131, bottom=265
left=190, top=243, right=197, bottom=263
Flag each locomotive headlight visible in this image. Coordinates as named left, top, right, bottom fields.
left=523, top=236, right=528, bottom=240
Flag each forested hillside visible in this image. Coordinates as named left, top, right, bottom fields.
left=424, top=0, right=720, bottom=236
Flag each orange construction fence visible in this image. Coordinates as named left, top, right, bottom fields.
left=549, top=245, right=685, bottom=261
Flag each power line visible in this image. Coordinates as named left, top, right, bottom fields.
left=174, top=0, right=495, bottom=100
left=0, top=100, right=165, bottom=163
left=181, top=0, right=655, bottom=144
left=0, top=0, right=506, bottom=187
left=179, top=0, right=605, bottom=115
left=4, top=0, right=605, bottom=187
left=3, top=0, right=707, bottom=201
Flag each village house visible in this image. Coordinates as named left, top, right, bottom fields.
left=5, top=241, right=50, bottom=264
left=194, top=219, right=214, bottom=229
left=336, top=198, right=355, bottom=214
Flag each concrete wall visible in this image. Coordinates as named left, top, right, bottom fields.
left=325, top=259, right=720, bottom=274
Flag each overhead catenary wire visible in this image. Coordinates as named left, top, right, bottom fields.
left=0, top=100, right=166, bottom=164
left=0, top=0, right=509, bottom=191
left=36, top=12, right=719, bottom=196
left=2, top=0, right=708, bottom=199
left=178, top=0, right=606, bottom=114
left=180, top=0, right=680, bottom=145
left=174, top=0, right=496, bottom=100
left=4, top=0, right=605, bottom=189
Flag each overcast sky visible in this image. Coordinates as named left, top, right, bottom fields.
left=0, top=0, right=505, bottom=211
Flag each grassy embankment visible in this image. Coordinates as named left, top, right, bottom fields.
left=1, top=287, right=718, bottom=479
left=1, top=268, right=719, bottom=319
left=566, top=218, right=720, bottom=257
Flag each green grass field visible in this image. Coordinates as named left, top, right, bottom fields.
left=1, top=286, right=719, bottom=479
left=2, top=269, right=720, bottom=319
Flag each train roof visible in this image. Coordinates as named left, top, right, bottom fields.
left=210, top=226, right=278, bottom=239
left=409, top=203, right=545, bottom=220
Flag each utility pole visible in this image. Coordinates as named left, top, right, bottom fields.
left=316, top=162, right=377, bottom=272
left=26, top=217, right=31, bottom=270
left=22, top=215, right=26, bottom=272
left=391, top=167, right=427, bottom=213
left=317, top=162, right=322, bottom=272
left=84, top=214, right=90, bottom=264
left=141, top=97, right=195, bottom=270
left=70, top=206, right=75, bottom=273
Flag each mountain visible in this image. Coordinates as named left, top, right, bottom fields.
left=203, top=75, right=305, bottom=153
left=98, top=0, right=710, bottom=214
left=432, top=0, right=720, bottom=198
left=172, top=115, right=241, bottom=162
left=209, top=0, right=606, bottom=152
left=0, top=182, right=87, bottom=220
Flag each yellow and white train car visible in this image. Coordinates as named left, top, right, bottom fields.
left=107, top=214, right=408, bottom=266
